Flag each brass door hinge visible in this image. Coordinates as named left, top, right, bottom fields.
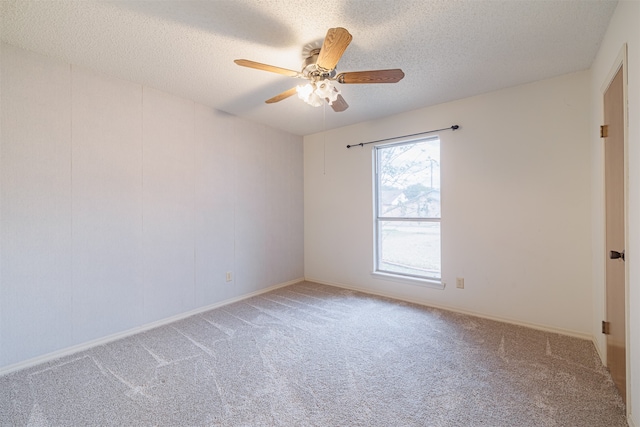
left=600, top=125, right=609, bottom=138
left=602, top=320, right=611, bottom=335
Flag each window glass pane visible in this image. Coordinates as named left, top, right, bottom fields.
left=377, top=139, right=440, bottom=219
left=378, top=220, right=441, bottom=279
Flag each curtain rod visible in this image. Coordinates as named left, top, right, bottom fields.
left=346, top=125, right=459, bottom=149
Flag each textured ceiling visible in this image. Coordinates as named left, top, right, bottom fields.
left=1, top=0, right=617, bottom=136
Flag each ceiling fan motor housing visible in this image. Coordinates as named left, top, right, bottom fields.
left=302, top=48, right=336, bottom=81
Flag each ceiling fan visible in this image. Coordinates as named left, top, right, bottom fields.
left=234, top=27, right=405, bottom=112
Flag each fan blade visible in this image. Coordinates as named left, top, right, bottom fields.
left=316, top=27, right=353, bottom=71
left=265, top=87, right=298, bottom=104
left=330, top=94, right=349, bottom=112
left=336, top=69, right=405, bottom=84
left=235, top=59, right=300, bottom=77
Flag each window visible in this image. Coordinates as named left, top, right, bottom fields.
left=374, top=137, right=441, bottom=282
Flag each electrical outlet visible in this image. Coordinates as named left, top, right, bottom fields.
left=226, top=271, right=233, bottom=282
left=456, top=277, right=464, bottom=289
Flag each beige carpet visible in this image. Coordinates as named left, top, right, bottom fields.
left=0, top=281, right=628, bottom=426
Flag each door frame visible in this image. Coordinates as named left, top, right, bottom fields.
left=600, top=43, right=630, bottom=412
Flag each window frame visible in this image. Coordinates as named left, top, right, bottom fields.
left=372, top=136, right=443, bottom=288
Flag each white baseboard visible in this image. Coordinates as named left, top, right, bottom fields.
left=592, top=335, right=606, bottom=364
left=0, top=277, right=304, bottom=377
left=629, top=414, right=637, bottom=427
left=306, top=277, right=593, bottom=341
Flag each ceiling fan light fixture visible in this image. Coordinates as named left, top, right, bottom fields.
left=296, top=83, right=313, bottom=99
left=296, top=83, right=322, bottom=107
left=315, top=79, right=340, bottom=104
left=296, top=79, right=340, bottom=107
left=307, top=92, right=324, bottom=107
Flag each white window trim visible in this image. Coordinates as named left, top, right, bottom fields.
left=370, top=271, right=445, bottom=290
left=373, top=136, right=442, bottom=284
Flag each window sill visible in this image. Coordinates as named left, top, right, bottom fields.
left=371, top=271, right=445, bottom=290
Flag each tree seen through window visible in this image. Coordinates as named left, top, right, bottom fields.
left=375, top=137, right=441, bottom=280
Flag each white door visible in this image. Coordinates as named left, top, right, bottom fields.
left=603, top=65, right=626, bottom=403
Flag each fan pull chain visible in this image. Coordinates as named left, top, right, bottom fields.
left=323, top=102, right=327, bottom=175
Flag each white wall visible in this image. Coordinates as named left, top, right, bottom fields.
left=305, top=71, right=592, bottom=336
left=0, top=44, right=304, bottom=370
left=589, top=1, right=640, bottom=424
